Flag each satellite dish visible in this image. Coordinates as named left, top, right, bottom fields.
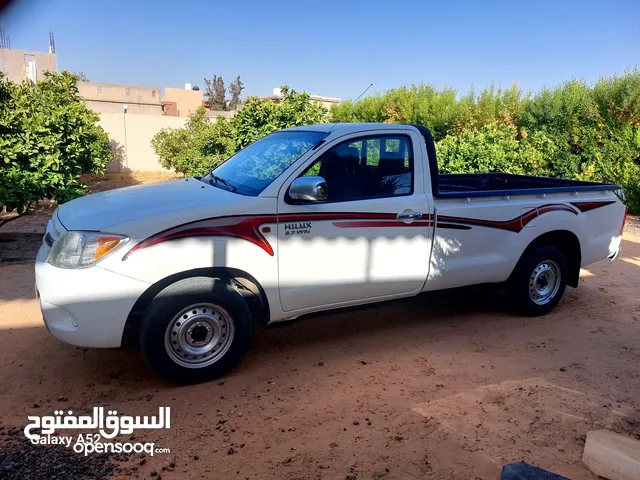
left=192, top=85, right=200, bottom=91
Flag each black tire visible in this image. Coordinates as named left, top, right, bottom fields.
left=507, top=245, right=568, bottom=317
left=140, top=277, right=253, bottom=384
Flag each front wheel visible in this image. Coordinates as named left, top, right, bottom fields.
left=140, top=277, right=253, bottom=384
left=507, top=245, right=568, bottom=316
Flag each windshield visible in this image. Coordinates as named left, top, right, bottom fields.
left=201, top=130, right=327, bottom=196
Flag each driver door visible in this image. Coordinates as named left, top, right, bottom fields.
left=276, top=131, right=432, bottom=312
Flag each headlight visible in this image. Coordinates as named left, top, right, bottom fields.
left=48, top=231, right=128, bottom=269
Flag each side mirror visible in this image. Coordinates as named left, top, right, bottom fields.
left=288, top=176, right=327, bottom=203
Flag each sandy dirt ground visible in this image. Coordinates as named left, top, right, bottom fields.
left=1, top=177, right=639, bottom=479
left=0, top=226, right=639, bottom=479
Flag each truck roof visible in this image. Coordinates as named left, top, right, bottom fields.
left=280, top=123, right=416, bottom=135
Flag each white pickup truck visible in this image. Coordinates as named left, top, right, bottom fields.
left=36, top=123, right=627, bottom=383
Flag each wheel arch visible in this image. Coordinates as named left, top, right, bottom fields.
left=513, top=230, right=582, bottom=288
left=121, top=267, right=270, bottom=346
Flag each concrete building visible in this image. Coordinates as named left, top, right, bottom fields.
left=162, top=85, right=204, bottom=116
left=0, top=48, right=57, bottom=84
left=262, top=87, right=341, bottom=109
left=78, top=82, right=207, bottom=117
left=162, top=101, right=179, bottom=116
left=205, top=110, right=235, bottom=119
left=77, top=81, right=163, bottom=115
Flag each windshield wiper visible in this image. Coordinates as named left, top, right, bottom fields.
left=210, top=174, right=237, bottom=192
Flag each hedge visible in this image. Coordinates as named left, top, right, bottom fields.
left=331, top=72, right=640, bottom=212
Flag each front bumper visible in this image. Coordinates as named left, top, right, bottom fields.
left=35, top=245, right=150, bottom=348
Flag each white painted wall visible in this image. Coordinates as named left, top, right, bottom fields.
left=99, top=112, right=187, bottom=173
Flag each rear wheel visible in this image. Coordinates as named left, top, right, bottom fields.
left=140, top=277, right=253, bottom=384
left=508, top=245, right=568, bottom=316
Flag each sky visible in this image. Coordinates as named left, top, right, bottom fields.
left=1, top=0, right=639, bottom=101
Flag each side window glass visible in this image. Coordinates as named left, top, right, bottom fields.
left=303, top=161, right=321, bottom=177
left=366, top=139, right=380, bottom=165
left=301, top=135, right=413, bottom=202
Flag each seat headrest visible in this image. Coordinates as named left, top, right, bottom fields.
left=378, top=155, right=405, bottom=177
left=343, top=146, right=359, bottom=173
left=325, top=145, right=360, bottom=176
left=323, top=150, right=345, bottom=177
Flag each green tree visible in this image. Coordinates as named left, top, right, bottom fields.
left=156, top=74, right=640, bottom=212
left=232, top=86, right=327, bottom=150
left=151, top=106, right=235, bottom=176
left=330, top=93, right=387, bottom=124
left=228, top=76, right=245, bottom=110
left=593, top=71, right=640, bottom=131
left=331, top=72, right=640, bottom=213
left=151, top=86, right=328, bottom=177
left=437, top=124, right=521, bottom=174
left=0, top=71, right=113, bottom=227
left=204, top=75, right=227, bottom=111
left=73, top=71, right=90, bottom=82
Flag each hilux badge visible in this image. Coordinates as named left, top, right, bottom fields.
left=284, top=222, right=312, bottom=235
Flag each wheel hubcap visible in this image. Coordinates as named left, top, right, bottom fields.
left=164, top=303, right=235, bottom=368
left=529, top=260, right=561, bottom=305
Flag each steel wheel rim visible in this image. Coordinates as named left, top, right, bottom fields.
left=164, top=303, right=235, bottom=368
left=529, top=260, right=561, bottom=305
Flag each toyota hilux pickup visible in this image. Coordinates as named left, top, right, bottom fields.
left=35, top=123, right=628, bottom=383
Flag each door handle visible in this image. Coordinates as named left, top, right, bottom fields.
left=396, top=211, right=422, bottom=220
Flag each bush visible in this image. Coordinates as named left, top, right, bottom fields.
left=437, top=124, right=521, bottom=174
left=153, top=75, right=640, bottom=213
left=152, top=86, right=328, bottom=177
left=0, top=71, right=113, bottom=224
left=331, top=72, right=640, bottom=213
left=231, top=86, right=327, bottom=149
left=152, top=107, right=234, bottom=176
left=576, top=127, right=640, bottom=212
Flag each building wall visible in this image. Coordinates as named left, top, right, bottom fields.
left=95, top=92, right=338, bottom=172
left=261, top=93, right=341, bottom=110
left=205, top=110, right=235, bottom=119
left=99, top=112, right=187, bottom=172
left=312, top=99, right=341, bottom=110
left=162, top=87, right=203, bottom=116
left=78, top=81, right=163, bottom=115
left=85, top=100, right=162, bottom=115
left=162, top=101, right=178, bottom=116
left=309, top=95, right=341, bottom=110
left=0, top=48, right=57, bottom=84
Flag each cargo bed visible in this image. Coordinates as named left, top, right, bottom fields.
left=436, top=173, right=620, bottom=199
left=412, top=125, right=620, bottom=200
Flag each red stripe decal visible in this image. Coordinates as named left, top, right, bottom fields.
left=123, top=214, right=280, bottom=259
left=333, top=220, right=433, bottom=228
left=123, top=204, right=579, bottom=259
left=571, top=201, right=617, bottom=212
left=332, top=218, right=471, bottom=230
left=436, top=222, right=472, bottom=231
left=439, top=204, right=578, bottom=233
left=124, top=212, right=408, bottom=260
